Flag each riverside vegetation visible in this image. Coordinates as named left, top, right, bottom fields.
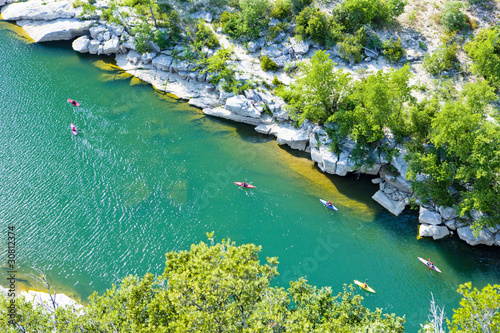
left=1, top=237, right=499, bottom=332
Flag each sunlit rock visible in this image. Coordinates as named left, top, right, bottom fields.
left=419, top=224, right=450, bottom=240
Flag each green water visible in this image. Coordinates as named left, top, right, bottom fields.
left=0, top=24, right=498, bottom=331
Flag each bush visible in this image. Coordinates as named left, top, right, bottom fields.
left=423, top=34, right=458, bottom=75
left=272, top=75, right=283, bottom=86
left=220, top=11, right=242, bottom=38
left=270, top=0, right=292, bottom=20
left=261, top=55, right=278, bottom=71
left=440, top=1, right=468, bottom=32
left=382, top=38, right=406, bottom=63
left=464, top=27, right=500, bottom=88
left=295, top=7, right=338, bottom=46
left=194, top=20, right=219, bottom=50
left=338, top=34, right=364, bottom=63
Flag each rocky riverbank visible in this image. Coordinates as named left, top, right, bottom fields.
left=2, top=0, right=499, bottom=247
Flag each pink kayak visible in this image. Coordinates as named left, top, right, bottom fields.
left=70, top=123, right=78, bottom=136
left=67, top=98, right=80, bottom=107
left=234, top=182, right=255, bottom=189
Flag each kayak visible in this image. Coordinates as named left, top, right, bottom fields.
left=418, top=257, right=442, bottom=273
left=70, top=123, right=78, bottom=136
left=234, top=182, right=255, bottom=189
left=320, top=199, right=338, bottom=211
left=354, top=280, right=375, bottom=293
left=67, top=98, right=80, bottom=107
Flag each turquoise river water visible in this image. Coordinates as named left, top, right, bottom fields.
left=0, top=24, right=499, bottom=331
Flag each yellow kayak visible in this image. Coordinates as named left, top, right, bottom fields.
left=354, top=280, right=376, bottom=293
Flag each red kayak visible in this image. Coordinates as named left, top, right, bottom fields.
left=70, top=123, right=78, bottom=136
left=67, top=98, right=80, bottom=107
left=234, top=182, right=255, bottom=189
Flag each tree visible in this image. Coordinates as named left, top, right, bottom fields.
left=465, top=27, right=500, bottom=88
left=277, top=50, right=352, bottom=125
left=0, top=237, right=405, bottom=332
left=448, top=282, right=500, bottom=332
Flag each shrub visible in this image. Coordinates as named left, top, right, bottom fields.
left=440, top=1, right=468, bottom=32
left=194, top=20, right=219, bottom=50
left=220, top=11, right=242, bottom=38
left=272, top=75, right=283, bottom=86
left=270, top=0, right=292, bottom=20
left=464, top=27, right=500, bottom=88
left=382, top=38, right=406, bottom=63
left=261, top=55, right=278, bottom=71
left=295, top=7, right=338, bottom=46
left=338, top=34, right=364, bottom=63
left=423, top=34, right=458, bottom=75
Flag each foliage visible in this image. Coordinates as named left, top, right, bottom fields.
left=294, top=7, right=339, bottom=47
left=291, top=0, right=313, bottom=13
left=220, top=11, right=242, bottom=38
left=277, top=50, right=352, bottom=125
left=447, top=282, right=500, bottom=332
left=464, top=26, right=500, bottom=88
left=270, top=0, right=292, bottom=20
left=272, top=75, right=283, bottom=86
left=0, top=238, right=406, bottom=332
left=198, top=47, right=235, bottom=85
left=194, top=20, right=219, bottom=50
left=240, top=0, right=269, bottom=39
left=131, top=20, right=154, bottom=54
left=338, top=33, right=364, bottom=63
left=261, top=55, right=278, bottom=71
left=382, top=38, right=406, bottom=63
left=332, top=65, right=414, bottom=145
left=333, top=0, right=407, bottom=32
left=440, top=1, right=468, bottom=32
left=423, top=34, right=459, bottom=75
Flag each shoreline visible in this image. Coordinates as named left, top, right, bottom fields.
left=1, top=0, right=499, bottom=248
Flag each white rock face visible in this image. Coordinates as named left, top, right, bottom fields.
left=102, top=36, right=120, bottom=54
left=457, top=227, right=495, bottom=246
left=225, top=95, right=261, bottom=118
left=188, top=97, right=219, bottom=109
left=152, top=54, right=173, bottom=71
left=72, top=35, right=90, bottom=53
left=20, top=290, right=82, bottom=312
left=127, top=50, right=142, bottom=64
left=290, top=37, right=310, bottom=54
left=444, top=218, right=457, bottom=230
left=335, top=150, right=355, bottom=176
left=266, top=123, right=310, bottom=151
left=392, top=144, right=409, bottom=178
left=311, top=145, right=338, bottom=174
left=88, top=39, right=100, bottom=54
left=1, top=0, right=77, bottom=21
left=419, top=207, right=442, bottom=225
left=372, top=190, right=406, bottom=216
left=439, top=206, right=457, bottom=221
left=17, top=19, right=92, bottom=43
left=141, top=51, right=157, bottom=64
left=261, top=45, right=282, bottom=58
left=204, top=107, right=263, bottom=126
left=419, top=224, right=450, bottom=240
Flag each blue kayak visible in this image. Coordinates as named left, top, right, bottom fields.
left=320, top=199, right=338, bottom=211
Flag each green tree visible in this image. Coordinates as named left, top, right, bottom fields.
left=440, top=1, right=468, bottom=32
left=448, top=282, right=500, bottom=332
left=277, top=50, right=352, bottom=125
left=382, top=38, right=406, bottom=63
left=295, top=7, right=338, bottom=46
left=240, top=0, right=269, bottom=39
left=464, top=27, right=500, bottom=88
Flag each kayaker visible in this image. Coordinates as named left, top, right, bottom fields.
left=363, top=279, right=368, bottom=288
left=427, top=258, right=434, bottom=270
left=327, top=201, right=333, bottom=207
left=243, top=182, right=248, bottom=187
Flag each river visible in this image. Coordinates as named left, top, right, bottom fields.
left=0, top=24, right=498, bottom=332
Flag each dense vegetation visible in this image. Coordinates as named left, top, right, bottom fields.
left=2, top=239, right=498, bottom=332
left=0, top=238, right=406, bottom=332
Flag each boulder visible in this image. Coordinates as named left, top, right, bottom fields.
left=88, top=39, right=100, bottom=55
left=444, top=218, right=457, bottom=230
left=189, top=11, right=213, bottom=23
left=225, top=95, right=261, bottom=118
left=270, top=54, right=293, bottom=68
left=126, top=50, right=142, bottom=64
left=311, top=146, right=338, bottom=174
left=419, top=207, right=442, bottom=225
left=290, top=37, right=310, bottom=55
left=188, top=97, right=219, bottom=109
left=121, top=36, right=136, bottom=50
left=17, top=19, right=92, bottom=43
left=380, top=168, right=412, bottom=193
left=372, top=178, right=382, bottom=184
left=372, top=190, right=406, bottom=216
left=141, top=51, right=157, bottom=64
left=261, top=45, right=282, bottom=58
left=102, top=36, right=120, bottom=54
left=107, top=23, right=124, bottom=37
left=152, top=54, right=173, bottom=71
left=419, top=224, right=450, bottom=240
left=255, top=124, right=273, bottom=134
left=487, top=224, right=500, bottom=234
left=203, top=107, right=263, bottom=126
left=1, top=0, right=77, bottom=21
left=457, top=227, right=495, bottom=246
left=495, top=233, right=500, bottom=246
left=72, top=35, right=90, bottom=53
left=391, top=144, right=409, bottom=178
left=247, top=41, right=259, bottom=53
left=439, top=206, right=457, bottom=221
left=358, top=163, right=381, bottom=175
left=267, top=123, right=310, bottom=151
left=89, top=26, right=106, bottom=40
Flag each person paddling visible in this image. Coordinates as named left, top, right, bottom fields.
left=243, top=182, right=248, bottom=187
left=327, top=201, right=333, bottom=207
left=427, top=258, right=434, bottom=270
left=363, top=279, right=368, bottom=288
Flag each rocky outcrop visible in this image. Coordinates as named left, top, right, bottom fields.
left=204, top=107, right=263, bottom=126
left=72, top=35, right=90, bottom=53
left=419, top=207, right=442, bottom=225
left=290, top=37, right=310, bottom=55
left=17, top=19, right=92, bottom=43
left=1, top=0, right=79, bottom=21
left=256, top=123, right=310, bottom=151
left=457, top=227, right=495, bottom=246
left=372, top=190, right=407, bottom=216
left=419, top=224, right=450, bottom=240
left=225, top=95, right=262, bottom=118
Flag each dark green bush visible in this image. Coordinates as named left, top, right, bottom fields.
left=295, top=7, right=339, bottom=46
left=338, top=34, right=364, bottom=63
left=270, top=0, right=292, bottom=20
left=261, top=55, right=278, bottom=71
left=464, top=27, right=500, bottom=88
left=440, top=1, right=468, bottom=32
left=382, top=38, right=406, bottom=63
left=194, top=20, right=219, bottom=50
left=220, top=11, right=242, bottom=38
